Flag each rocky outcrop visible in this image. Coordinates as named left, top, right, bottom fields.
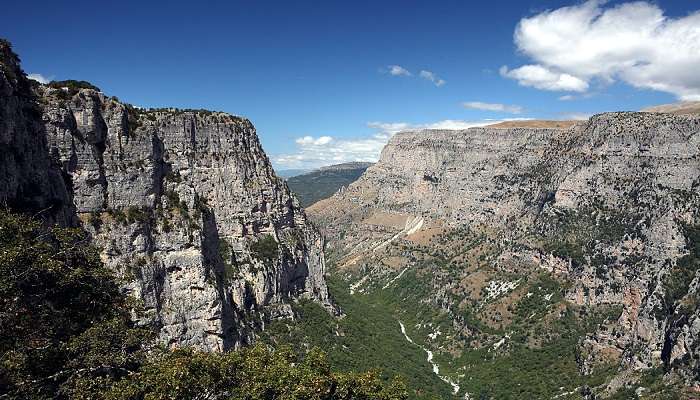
left=0, top=40, right=332, bottom=351
left=0, top=40, right=74, bottom=225
left=311, top=112, right=700, bottom=386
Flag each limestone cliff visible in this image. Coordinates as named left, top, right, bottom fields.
left=0, top=40, right=74, bottom=225
left=0, top=40, right=332, bottom=351
left=310, top=113, right=700, bottom=392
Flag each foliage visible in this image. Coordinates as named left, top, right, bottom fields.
left=106, top=344, right=407, bottom=400
left=219, top=237, right=238, bottom=280
left=250, top=234, right=279, bottom=266
left=124, top=103, right=141, bottom=135
left=125, top=206, right=150, bottom=224
left=607, top=368, right=682, bottom=400
left=47, top=80, right=100, bottom=92
left=262, top=279, right=457, bottom=400
left=663, top=224, right=700, bottom=312
left=0, top=210, right=152, bottom=399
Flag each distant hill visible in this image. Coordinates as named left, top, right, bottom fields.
left=287, top=162, right=373, bottom=207
left=485, top=120, right=578, bottom=129
left=642, top=101, right=700, bottom=115
left=276, top=168, right=311, bottom=178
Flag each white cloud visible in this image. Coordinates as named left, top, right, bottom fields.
left=500, top=65, right=589, bottom=92
left=558, top=95, right=575, bottom=101
left=561, top=112, right=593, bottom=121
left=274, top=120, right=504, bottom=169
left=27, top=73, right=50, bottom=84
left=462, top=101, right=523, bottom=114
left=419, top=70, right=446, bottom=87
left=387, top=65, right=411, bottom=76
left=295, top=135, right=333, bottom=146
left=500, top=1, right=700, bottom=100
left=421, top=120, right=493, bottom=130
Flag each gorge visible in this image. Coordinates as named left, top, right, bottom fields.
left=2, top=34, right=700, bottom=399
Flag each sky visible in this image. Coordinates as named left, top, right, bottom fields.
left=3, top=0, right=699, bottom=170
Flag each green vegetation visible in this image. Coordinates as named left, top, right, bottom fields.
left=47, top=79, right=100, bottom=91
left=0, top=210, right=151, bottom=398
left=286, top=163, right=372, bottom=207
left=513, top=274, right=563, bottom=321
left=453, top=304, right=619, bottom=400
left=219, top=237, right=238, bottom=280
left=264, top=220, right=686, bottom=400
left=105, top=344, right=407, bottom=400
left=541, top=206, right=639, bottom=267
left=250, top=234, right=279, bottom=266
left=0, top=210, right=408, bottom=399
left=262, top=278, right=456, bottom=400
left=663, top=225, right=700, bottom=312
left=124, top=103, right=141, bottom=135
left=607, top=369, right=682, bottom=400
left=106, top=206, right=150, bottom=225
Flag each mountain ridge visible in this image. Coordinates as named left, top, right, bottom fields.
left=286, top=161, right=374, bottom=207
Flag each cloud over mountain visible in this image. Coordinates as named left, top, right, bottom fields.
left=273, top=120, right=502, bottom=169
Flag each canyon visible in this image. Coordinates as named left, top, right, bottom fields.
left=306, top=112, right=700, bottom=397
left=3, top=34, right=700, bottom=398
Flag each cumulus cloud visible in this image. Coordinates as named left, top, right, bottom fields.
left=502, top=1, right=700, bottom=100
left=273, top=120, right=502, bottom=169
left=27, top=73, right=50, bottom=84
left=295, top=136, right=333, bottom=146
left=499, top=65, right=589, bottom=92
left=419, top=70, right=446, bottom=87
left=387, top=65, right=411, bottom=76
left=462, top=101, right=523, bottom=114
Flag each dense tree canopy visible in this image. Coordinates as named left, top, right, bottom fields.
left=0, top=210, right=152, bottom=398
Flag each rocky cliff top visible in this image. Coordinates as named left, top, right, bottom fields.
left=317, top=161, right=375, bottom=172
left=643, top=101, right=700, bottom=115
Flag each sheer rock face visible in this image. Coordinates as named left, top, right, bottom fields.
left=311, top=112, right=700, bottom=379
left=0, top=41, right=74, bottom=225
left=0, top=41, right=331, bottom=351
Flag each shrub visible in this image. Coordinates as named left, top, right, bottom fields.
left=106, top=344, right=408, bottom=400
left=125, top=206, right=149, bottom=224
left=0, top=210, right=152, bottom=398
left=250, top=234, right=279, bottom=266
left=47, top=79, right=100, bottom=91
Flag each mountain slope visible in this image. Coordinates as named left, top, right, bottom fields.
left=276, top=168, right=311, bottom=178
left=307, top=113, right=700, bottom=398
left=286, top=162, right=373, bottom=207
left=643, top=101, right=700, bottom=115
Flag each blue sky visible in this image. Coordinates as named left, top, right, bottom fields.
left=3, top=0, right=699, bottom=169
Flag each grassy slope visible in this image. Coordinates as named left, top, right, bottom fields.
left=262, top=278, right=457, bottom=400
